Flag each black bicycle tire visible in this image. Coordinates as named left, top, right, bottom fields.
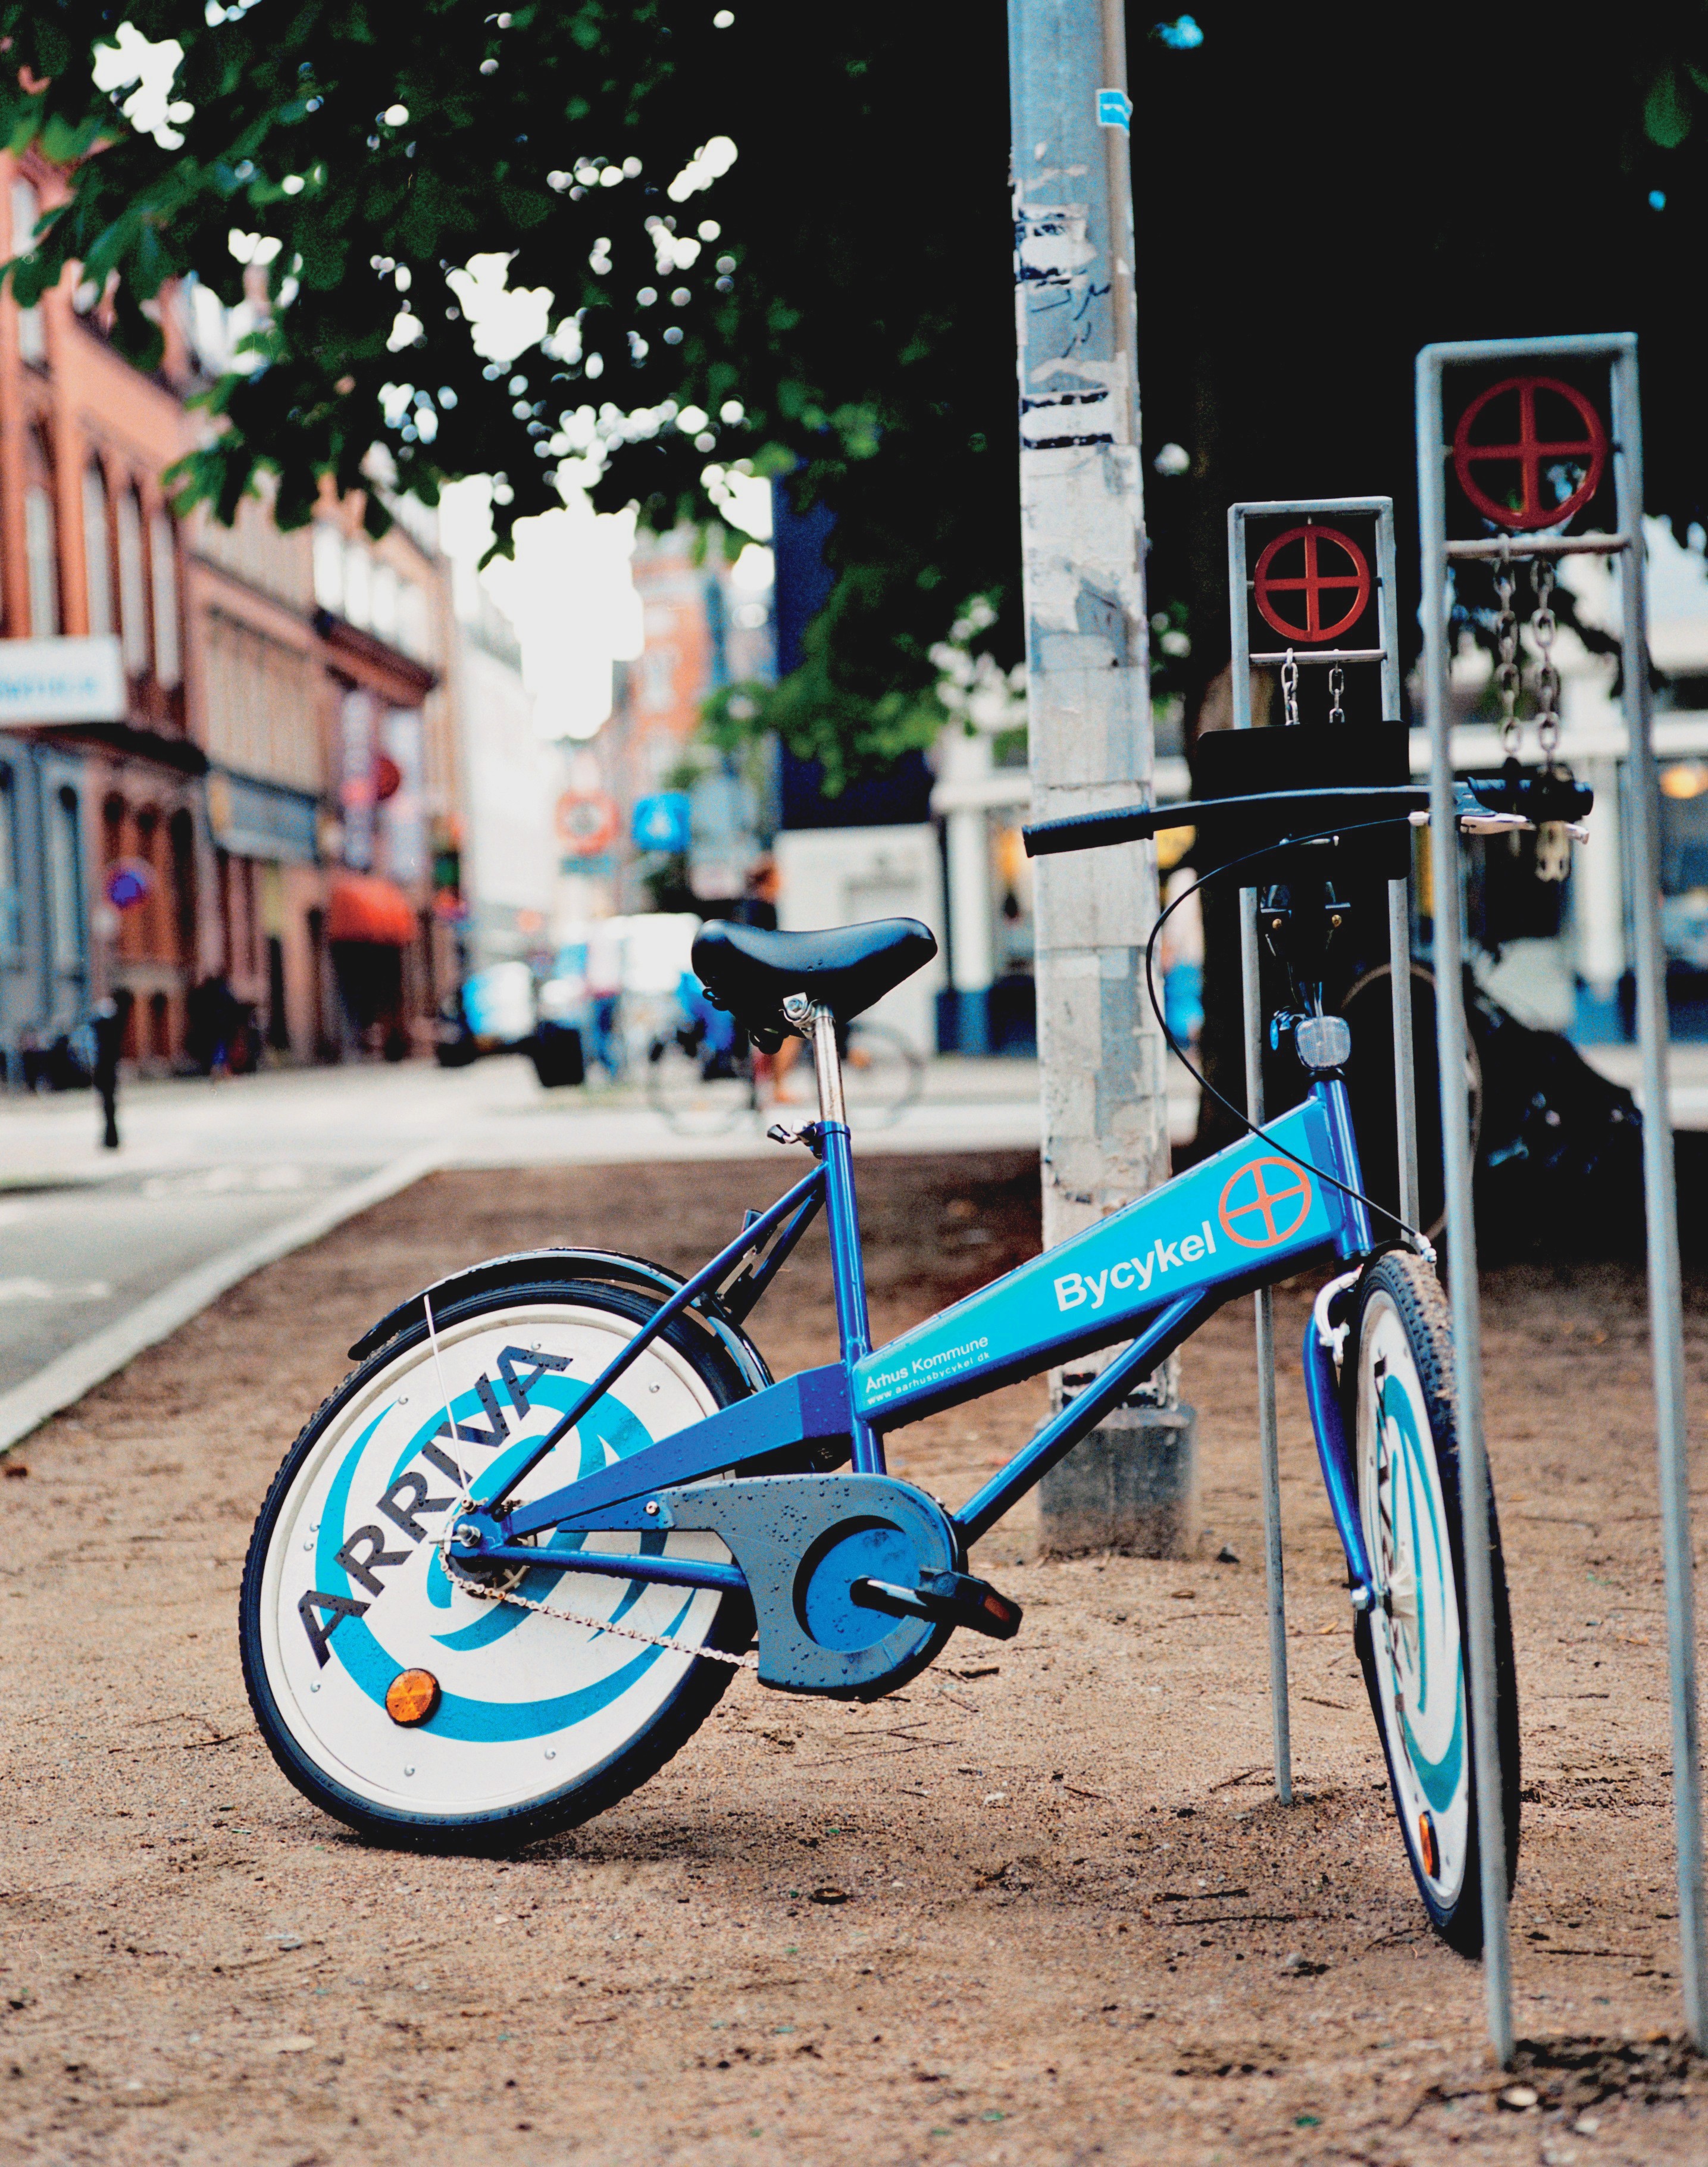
left=1346, top=1249, right=1521, bottom=1958
left=240, top=1277, right=759, bottom=1855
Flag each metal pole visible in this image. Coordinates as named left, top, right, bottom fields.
left=1012, top=0, right=1178, bottom=1552
left=1228, top=506, right=1292, bottom=1803
left=1415, top=348, right=1513, bottom=2066
left=1613, top=340, right=1706, bottom=2044
left=1374, top=498, right=1420, bottom=1229
left=1243, top=900, right=1292, bottom=1804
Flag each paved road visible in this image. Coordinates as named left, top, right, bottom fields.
left=0, top=1030, right=1694, bottom=1431
left=0, top=1054, right=1053, bottom=1407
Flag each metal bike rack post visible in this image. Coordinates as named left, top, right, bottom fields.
left=1416, top=333, right=1703, bottom=2062
left=1227, top=497, right=1418, bottom=1809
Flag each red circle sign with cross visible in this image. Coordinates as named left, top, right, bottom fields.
left=1218, top=1156, right=1314, bottom=1250
left=1251, top=525, right=1371, bottom=644
left=1451, top=375, right=1609, bottom=532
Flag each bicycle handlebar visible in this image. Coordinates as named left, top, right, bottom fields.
left=1021, top=785, right=1431, bottom=859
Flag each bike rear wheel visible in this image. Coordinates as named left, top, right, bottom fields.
left=240, top=1279, right=756, bottom=1853
left=841, top=1020, right=924, bottom=1129
left=1348, top=1250, right=1520, bottom=1956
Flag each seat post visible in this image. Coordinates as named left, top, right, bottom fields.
left=808, top=1003, right=847, bottom=1125
left=786, top=996, right=882, bottom=1473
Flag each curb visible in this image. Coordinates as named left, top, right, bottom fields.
left=0, top=1146, right=441, bottom=1458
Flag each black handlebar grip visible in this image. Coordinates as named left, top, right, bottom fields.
left=1022, top=803, right=1160, bottom=858
left=1023, top=786, right=1431, bottom=860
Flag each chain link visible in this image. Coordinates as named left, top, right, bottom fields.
left=1281, top=649, right=1300, bottom=727
left=1493, top=559, right=1521, bottom=756
left=1327, top=662, right=1346, bottom=727
left=435, top=1502, right=759, bottom=1671
left=1531, top=560, right=1562, bottom=767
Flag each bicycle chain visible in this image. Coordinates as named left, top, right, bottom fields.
left=435, top=1502, right=758, bottom=1671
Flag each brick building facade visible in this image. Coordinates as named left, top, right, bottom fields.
left=0, top=148, right=463, bottom=1074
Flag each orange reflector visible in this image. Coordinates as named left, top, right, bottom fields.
left=385, top=1669, right=442, bottom=1727
left=1417, top=1810, right=1440, bottom=1880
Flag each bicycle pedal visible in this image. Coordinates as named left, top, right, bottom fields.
left=850, top=1568, right=1024, bottom=1641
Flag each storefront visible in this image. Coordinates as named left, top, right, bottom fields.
left=0, top=733, right=90, bottom=1083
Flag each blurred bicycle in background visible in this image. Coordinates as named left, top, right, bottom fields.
left=647, top=977, right=923, bottom=1135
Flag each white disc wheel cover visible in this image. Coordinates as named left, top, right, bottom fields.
left=1356, top=1291, right=1469, bottom=1909
left=256, top=1302, right=734, bottom=1819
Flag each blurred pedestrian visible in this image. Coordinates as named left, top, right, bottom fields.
left=584, top=920, right=625, bottom=1081
left=90, top=989, right=133, bottom=1151
left=731, top=856, right=780, bottom=931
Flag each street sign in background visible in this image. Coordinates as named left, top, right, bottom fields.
left=631, top=792, right=692, bottom=855
left=0, top=636, right=123, bottom=725
left=104, top=859, right=154, bottom=913
left=556, top=789, right=620, bottom=856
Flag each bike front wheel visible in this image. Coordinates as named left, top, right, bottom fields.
left=1348, top=1250, right=1520, bottom=1956
left=240, top=1278, right=756, bottom=1852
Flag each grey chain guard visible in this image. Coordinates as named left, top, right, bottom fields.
left=655, top=1472, right=960, bottom=1697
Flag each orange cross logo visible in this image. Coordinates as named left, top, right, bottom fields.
left=1218, top=1157, right=1313, bottom=1249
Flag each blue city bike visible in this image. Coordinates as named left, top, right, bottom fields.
left=240, top=771, right=1542, bottom=1956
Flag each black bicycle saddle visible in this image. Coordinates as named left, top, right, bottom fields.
left=692, top=918, right=937, bottom=1037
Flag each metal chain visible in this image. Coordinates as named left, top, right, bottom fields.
left=1531, top=560, right=1562, bottom=768
left=1327, top=662, right=1346, bottom=726
left=1281, top=649, right=1300, bottom=727
left=1493, top=560, right=1521, bottom=755
left=434, top=1500, right=758, bottom=1670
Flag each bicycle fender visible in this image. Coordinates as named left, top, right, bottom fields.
left=346, top=1247, right=774, bottom=1397
left=657, top=1472, right=960, bottom=1699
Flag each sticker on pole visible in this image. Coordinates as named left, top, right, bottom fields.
left=1450, top=376, right=1609, bottom=532
left=1252, top=524, right=1371, bottom=644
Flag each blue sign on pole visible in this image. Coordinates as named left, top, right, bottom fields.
left=632, top=792, right=692, bottom=853
left=1096, top=87, right=1133, bottom=131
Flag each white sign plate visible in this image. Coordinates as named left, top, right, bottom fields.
left=0, top=636, right=124, bottom=724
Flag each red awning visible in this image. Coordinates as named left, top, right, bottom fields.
left=327, top=874, right=417, bottom=947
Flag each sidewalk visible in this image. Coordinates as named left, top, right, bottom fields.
left=0, top=1054, right=1048, bottom=1439
left=1581, top=1040, right=1708, bottom=1129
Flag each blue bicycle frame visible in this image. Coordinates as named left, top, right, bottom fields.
left=455, top=1076, right=1381, bottom=1605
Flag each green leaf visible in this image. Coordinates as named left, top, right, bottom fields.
left=1644, top=65, right=1693, bottom=147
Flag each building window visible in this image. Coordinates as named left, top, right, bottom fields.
left=0, top=767, right=18, bottom=965
left=312, top=521, right=345, bottom=613
left=83, top=465, right=114, bottom=637
left=48, top=784, right=83, bottom=983
left=170, top=809, right=196, bottom=966
left=24, top=475, right=59, bottom=636
left=117, top=486, right=150, bottom=674
left=398, top=580, right=430, bottom=662
left=150, top=509, right=182, bottom=687
left=370, top=559, right=399, bottom=642
left=11, top=180, right=45, bottom=366
left=342, top=540, right=371, bottom=628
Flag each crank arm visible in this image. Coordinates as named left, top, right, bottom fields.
left=850, top=1569, right=1023, bottom=1641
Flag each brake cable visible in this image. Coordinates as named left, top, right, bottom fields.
left=1141, top=817, right=1434, bottom=1256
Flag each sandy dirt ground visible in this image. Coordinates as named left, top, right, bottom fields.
left=3, top=1150, right=1708, bottom=2166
